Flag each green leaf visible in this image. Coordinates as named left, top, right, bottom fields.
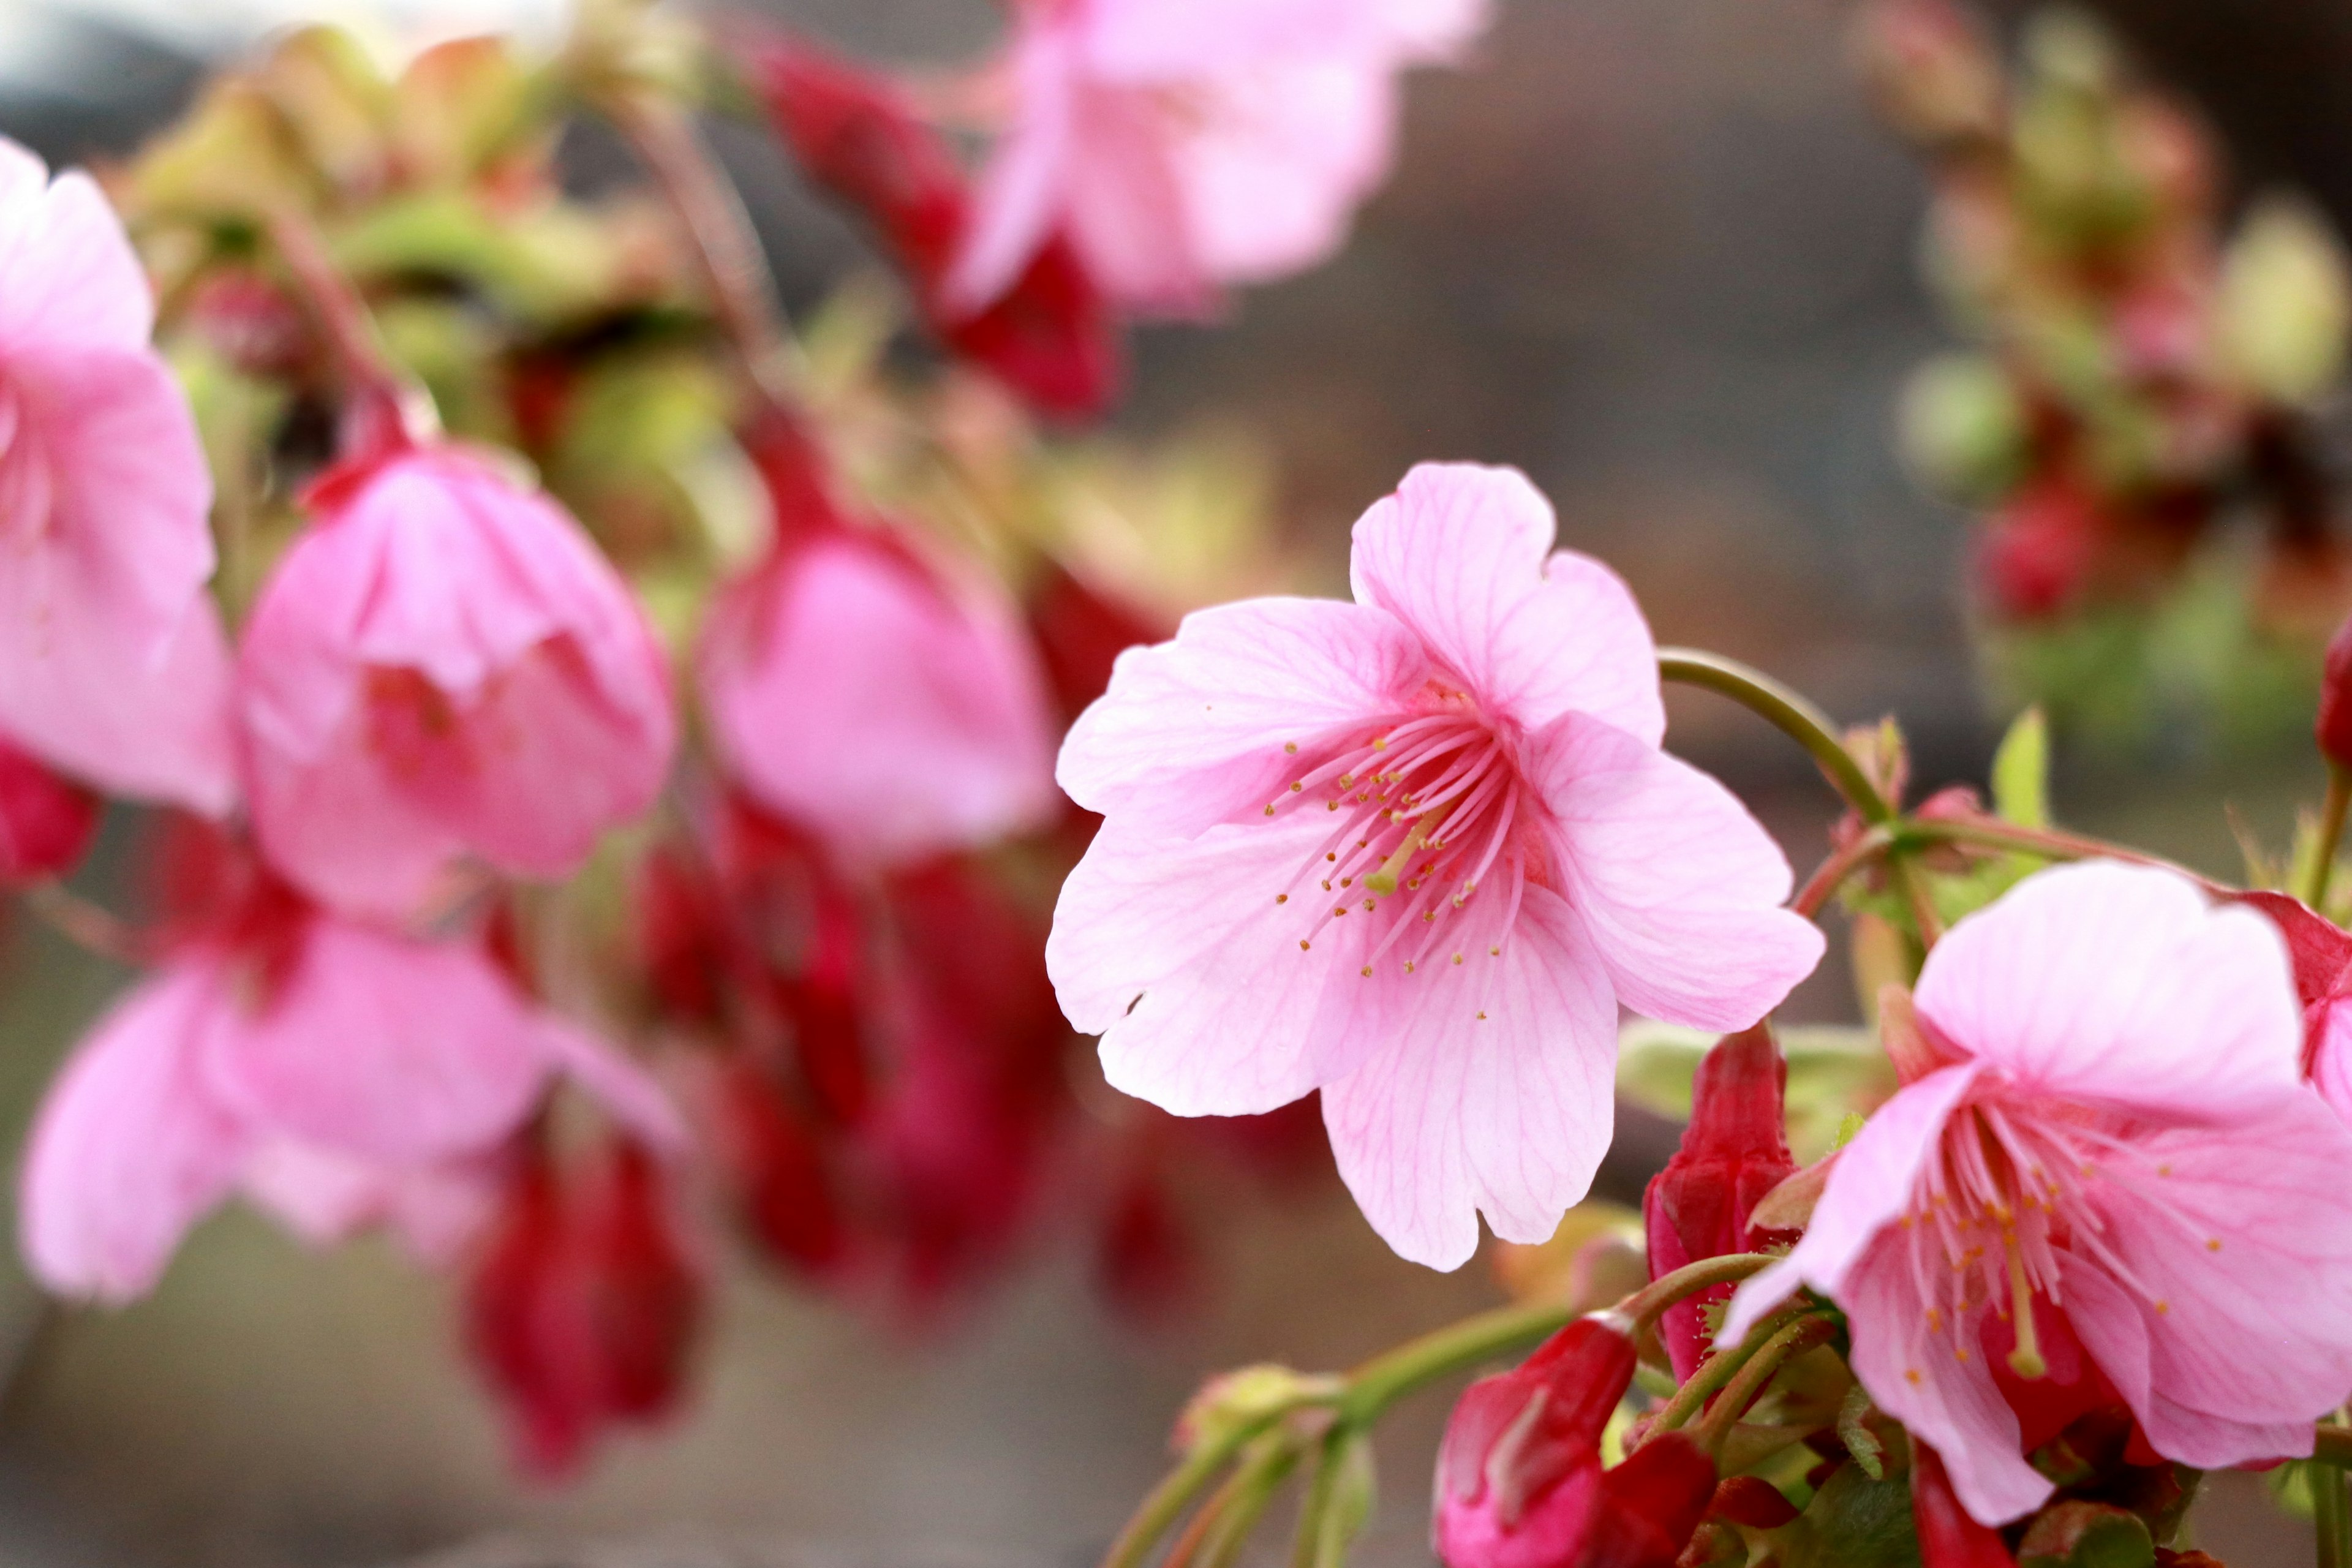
left=1838, top=1384, right=1885, bottom=1482
left=1991, top=706, right=2051, bottom=828
left=2016, top=1501, right=2154, bottom=1568
left=1768, top=1458, right=1922, bottom=1568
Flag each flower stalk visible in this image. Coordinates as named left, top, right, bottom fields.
left=260, top=205, right=437, bottom=453
left=2307, top=766, right=2352, bottom=911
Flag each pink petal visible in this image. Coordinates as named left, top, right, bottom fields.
left=1348, top=464, right=1666, bottom=744
left=204, top=921, right=552, bottom=1164
left=2075, top=1090, right=2352, bottom=1432
left=1057, top=595, right=1427, bottom=831
left=1081, top=0, right=1368, bottom=77
left=1535, top=712, right=1821, bottom=1029
left=19, top=963, right=250, bottom=1302
left=1379, top=0, right=1491, bottom=57
left=1061, top=81, right=1219, bottom=317
left=2317, top=1001, right=2352, bottom=1125
left=1172, top=60, right=1397, bottom=285
left=0, top=157, right=154, bottom=353
left=1317, top=883, right=1617, bottom=1270
left=1841, top=1232, right=2052, bottom=1525
left=704, top=536, right=1058, bottom=864
left=944, top=16, right=1081, bottom=314
left=239, top=1140, right=497, bottom=1266
left=1050, top=812, right=1361, bottom=1114
left=537, top=1017, right=689, bottom=1155
left=1722, top=1063, right=1981, bottom=1343
left=243, top=708, right=464, bottom=921
left=1914, top=862, right=2304, bottom=1124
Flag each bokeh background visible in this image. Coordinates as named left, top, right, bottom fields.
left=0, top=0, right=2334, bottom=1562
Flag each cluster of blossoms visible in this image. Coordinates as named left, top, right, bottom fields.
left=0, top=0, right=1485, bottom=1474
left=1862, top=1, right=2352, bottom=732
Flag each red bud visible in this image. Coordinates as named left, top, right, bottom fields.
left=1911, top=1441, right=2017, bottom=1568
left=1643, top=1025, right=1796, bottom=1381
left=0, top=737, right=99, bottom=886
left=2319, top=613, right=2352, bottom=770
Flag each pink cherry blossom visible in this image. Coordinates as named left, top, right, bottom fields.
left=1722, top=861, right=2352, bottom=1526
left=0, top=138, right=233, bottom=813
left=20, top=911, right=682, bottom=1303
left=698, top=529, right=1059, bottom=867
left=1048, top=462, right=1822, bottom=1268
left=238, top=445, right=677, bottom=919
left=946, top=0, right=1488, bottom=318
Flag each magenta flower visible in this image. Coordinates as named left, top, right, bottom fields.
left=238, top=447, right=676, bottom=919
left=20, top=909, right=683, bottom=1303
left=699, top=529, right=1059, bottom=868
left=1724, top=861, right=2352, bottom=1525
left=0, top=139, right=233, bottom=813
left=946, top=0, right=1487, bottom=318
left=1048, top=463, right=1822, bottom=1268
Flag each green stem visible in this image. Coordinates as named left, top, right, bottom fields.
left=1099, top=1408, right=1302, bottom=1568
left=2321, top=1454, right=2352, bottom=1568
left=1793, top=824, right=1896, bottom=919
left=1288, top=1430, right=1370, bottom=1568
left=1170, top=1437, right=1303, bottom=1568
left=1901, top=817, right=2220, bottom=891
left=2307, top=767, right=2351, bottom=911
left=1639, top=1304, right=1812, bottom=1441
left=1691, top=1314, right=1839, bottom=1459
left=1338, top=1253, right=1773, bottom=1425
left=1657, top=649, right=1893, bottom=824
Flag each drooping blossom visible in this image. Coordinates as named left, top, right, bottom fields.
left=0, top=137, right=234, bottom=813
left=1642, top=1023, right=1796, bottom=1382
left=238, top=443, right=676, bottom=921
left=465, top=1136, right=704, bottom=1478
left=1050, top=462, right=1822, bottom=1268
left=750, top=32, right=1121, bottom=420
left=698, top=420, right=1058, bottom=868
left=1433, top=1312, right=1717, bottom=1568
left=947, top=0, right=1490, bottom=318
left=18, top=827, right=683, bottom=1302
left=1723, top=861, right=2352, bottom=1525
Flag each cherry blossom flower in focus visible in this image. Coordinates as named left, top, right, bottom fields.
left=2238, top=888, right=2352, bottom=1127
left=19, top=829, right=682, bottom=1302
left=1433, top=1312, right=1717, bottom=1568
left=0, top=138, right=234, bottom=814
left=238, top=445, right=677, bottom=921
left=946, top=0, right=1490, bottom=318
left=1722, top=861, right=2352, bottom=1525
left=698, top=422, right=1058, bottom=868
left=1049, top=462, right=1823, bottom=1268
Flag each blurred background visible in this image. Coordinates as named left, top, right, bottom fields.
left=0, top=0, right=2337, bottom=1562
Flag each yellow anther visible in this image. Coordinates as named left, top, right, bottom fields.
left=1360, top=966, right=1373, bottom=977
left=1264, top=805, right=1275, bottom=816
left=1363, top=900, right=1375, bottom=911
left=1299, top=940, right=1311, bottom=951
left=2154, top=1300, right=2169, bottom=1315
left=2206, top=1238, right=2221, bottom=1252
left=1291, top=782, right=1303, bottom=793
left=1372, top=736, right=1387, bottom=750
left=1284, top=742, right=1298, bottom=754
left=1404, top=961, right=1416, bottom=973
left=1489, top=945, right=1501, bottom=956
left=1452, top=954, right=1463, bottom=965
left=1476, top=1011, right=1487, bottom=1020
left=1275, top=894, right=1288, bottom=905
left=1905, top=1369, right=1922, bottom=1385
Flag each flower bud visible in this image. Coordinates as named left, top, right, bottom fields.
left=715, top=1058, right=848, bottom=1275
left=1643, top=1025, right=1796, bottom=1382
left=1911, top=1440, right=2018, bottom=1568
left=1850, top=0, right=2004, bottom=150
left=1979, top=481, right=2102, bottom=621
left=0, top=737, right=100, bottom=885
left=1434, top=1314, right=1716, bottom=1568
left=2222, top=196, right=2351, bottom=409
left=1899, top=355, right=2027, bottom=505
left=1177, top=1363, right=1341, bottom=1453
left=2319, top=613, right=2352, bottom=771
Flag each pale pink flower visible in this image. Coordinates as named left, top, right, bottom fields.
left=0, top=138, right=233, bottom=813
left=1049, top=462, right=1822, bottom=1268
left=698, top=529, right=1059, bottom=867
left=238, top=446, right=677, bottom=919
left=20, top=913, right=683, bottom=1302
left=1723, top=861, right=2352, bottom=1526
left=947, top=0, right=1487, bottom=317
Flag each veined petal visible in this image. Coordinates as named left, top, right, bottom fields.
left=1841, top=1234, right=2052, bottom=1526
left=1317, top=883, right=1616, bottom=1270
left=1057, top=594, right=1427, bottom=828
left=1348, top=464, right=1665, bottom=743
left=1914, top=862, right=2304, bottom=1123
left=0, top=166, right=153, bottom=353
left=1536, top=712, right=1820, bottom=1029
left=1721, top=1063, right=1980, bottom=1343
left=19, top=963, right=250, bottom=1303
left=1052, top=811, right=1373, bottom=1114
left=2074, top=1090, right=2352, bottom=1430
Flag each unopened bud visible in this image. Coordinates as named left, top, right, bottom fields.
left=1900, top=355, right=2027, bottom=505
left=1177, top=1364, right=1340, bottom=1455
left=2319, top=614, right=2352, bottom=770
left=0, top=739, right=100, bottom=886
left=1850, top=0, right=2005, bottom=149
left=2222, top=196, right=2352, bottom=408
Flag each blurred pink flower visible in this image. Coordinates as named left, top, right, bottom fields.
left=1724, top=861, right=2352, bottom=1526
left=699, top=525, right=1058, bottom=869
left=238, top=446, right=676, bottom=919
left=0, top=138, right=233, bottom=813
left=1049, top=462, right=1822, bottom=1268
left=19, top=889, right=682, bottom=1303
left=947, top=0, right=1488, bottom=318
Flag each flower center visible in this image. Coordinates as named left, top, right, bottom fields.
left=1259, top=711, right=1532, bottom=980
left=1905, top=1093, right=2215, bottom=1383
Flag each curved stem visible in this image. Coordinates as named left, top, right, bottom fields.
left=1794, top=824, right=1895, bottom=919
left=1901, top=816, right=2222, bottom=891
left=1166, top=1436, right=1302, bottom=1568
left=1638, top=1303, right=1811, bottom=1442
left=262, top=205, right=435, bottom=451
left=1657, top=649, right=1893, bottom=824
left=1691, top=1314, right=1838, bottom=1458
left=2307, top=767, right=2351, bottom=911
left=1099, top=1407, right=1302, bottom=1568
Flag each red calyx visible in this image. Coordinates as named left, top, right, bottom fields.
left=746, top=31, right=1122, bottom=420
left=464, top=1138, right=704, bottom=1479
left=1911, top=1441, right=2018, bottom=1568
left=1643, top=1025, right=1797, bottom=1382
left=2319, top=612, right=2352, bottom=772
left=0, top=736, right=100, bottom=886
